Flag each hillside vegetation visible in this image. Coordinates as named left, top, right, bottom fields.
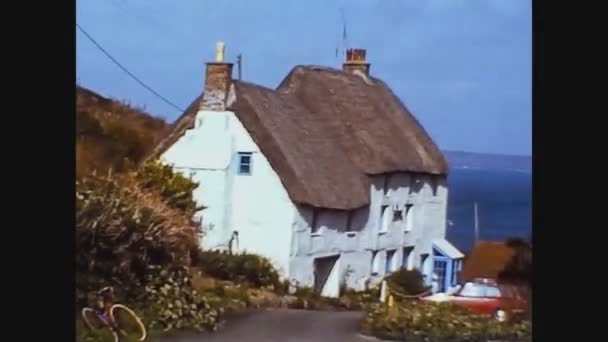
left=75, top=86, right=221, bottom=338
left=76, top=85, right=170, bottom=178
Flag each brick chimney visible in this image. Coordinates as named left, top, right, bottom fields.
left=343, top=48, right=370, bottom=75
left=201, top=41, right=234, bottom=111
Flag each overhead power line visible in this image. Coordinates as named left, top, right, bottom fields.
left=76, top=23, right=185, bottom=113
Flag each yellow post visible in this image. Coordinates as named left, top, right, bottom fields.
left=387, top=294, right=394, bottom=308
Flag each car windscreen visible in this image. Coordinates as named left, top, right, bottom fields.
left=459, top=282, right=502, bottom=298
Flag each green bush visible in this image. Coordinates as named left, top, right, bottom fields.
left=76, top=172, right=201, bottom=304
left=361, top=301, right=532, bottom=342
left=136, top=160, right=204, bottom=215
left=194, top=250, right=280, bottom=289
left=138, top=266, right=223, bottom=332
left=77, top=267, right=225, bottom=342
left=76, top=166, right=216, bottom=338
left=385, top=269, right=428, bottom=296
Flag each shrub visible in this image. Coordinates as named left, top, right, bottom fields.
left=138, top=266, right=223, bottom=332
left=361, top=301, right=532, bottom=342
left=77, top=267, right=225, bottom=341
left=76, top=171, right=201, bottom=305
left=194, top=250, right=280, bottom=289
left=136, top=160, right=204, bottom=215
left=499, top=237, right=532, bottom=287
left=384, top=269, right=428, bottom=296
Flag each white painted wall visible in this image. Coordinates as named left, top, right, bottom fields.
left=161, top=109, right=296, bottom=278
left=290, top=173, right=449, bottom=292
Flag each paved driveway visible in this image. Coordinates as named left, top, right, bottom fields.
left=154, top=309, right=379, bottom=342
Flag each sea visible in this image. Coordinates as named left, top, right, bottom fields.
left=443, top=152, right=532, bottom=254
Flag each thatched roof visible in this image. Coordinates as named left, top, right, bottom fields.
left=228, top=80, right=371, bottom=210
left=150, top=65, right=448, bottom=210
left=278, top=66, right=447, bottom=175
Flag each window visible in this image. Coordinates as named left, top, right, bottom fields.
left=383, top=174, right=392, bottom=194
left=458, top=283, right=502, bottom=298
left=459, top=282, right=486, bottom=298
left=409, top=173, right=423, bottom=194
left=392, top=209, right=403, bottom=222
left=311, top=210, right=320, bottom=234
left=485, top=286, right=502, bottom=298
left=452, top=260, right=461, bottom=284
left=379, top=205, right=390, bottom=233
left=402, top=246, right=414, bottom=270
left=385, top=250, right=396, bottom=274
left=404, top=204, right=414, bottom=231
left=344, top=211, right=353, bottom=232
left=371, top=251, right=380, bottom=275
left=408, top=174, right=416, bottom=194
left=430, top=176, right=439, bottom=196
left=237, top=152, right=252, bottom=175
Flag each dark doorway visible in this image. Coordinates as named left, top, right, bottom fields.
left=313, top=255, right=340, bottom=294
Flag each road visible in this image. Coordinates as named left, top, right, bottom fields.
left=154, top=309, right=381, bottom=342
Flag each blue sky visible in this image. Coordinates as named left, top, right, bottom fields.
left=77, top=0, right=531, bottom=156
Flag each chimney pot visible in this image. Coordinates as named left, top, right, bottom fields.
left=343, top=48, right=370, bottom=75
left=216, top=41, right=225, bottom=62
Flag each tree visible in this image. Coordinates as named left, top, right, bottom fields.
left=498, top=237, right=532, bottom=286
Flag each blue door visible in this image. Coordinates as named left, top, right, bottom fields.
left=433, top=258, right=448, bottom=292
left=432, top=247, right=455, bottom=293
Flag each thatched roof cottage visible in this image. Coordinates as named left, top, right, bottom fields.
left=152, top=43, right=463, bottom=296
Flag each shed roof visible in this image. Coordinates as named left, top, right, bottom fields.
left=459, top=241, right=515, bottom=282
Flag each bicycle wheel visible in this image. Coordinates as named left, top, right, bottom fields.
left=110, top=304, right=147, bottom=341
left=81, top=307, right=107, bottom=332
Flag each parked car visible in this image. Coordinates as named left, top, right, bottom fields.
left=420, top=278, right=528, bottom=321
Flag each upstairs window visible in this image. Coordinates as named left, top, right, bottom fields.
left=383, top=174, right=393, bottom=195
left=409, top=173, right=421, bottom=194
left=237, top=152, right=252, bottom=175
left=379, top=205, right=390, bottom=233
left=431, top=176, right=439, bottom=196
left=311, top=210, right=321, bottom=234
left=392, top=209, right=403, bottom=222
left=345, top=211, right=354, bottom=232
left=404, top=204, right=414, bottom=231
